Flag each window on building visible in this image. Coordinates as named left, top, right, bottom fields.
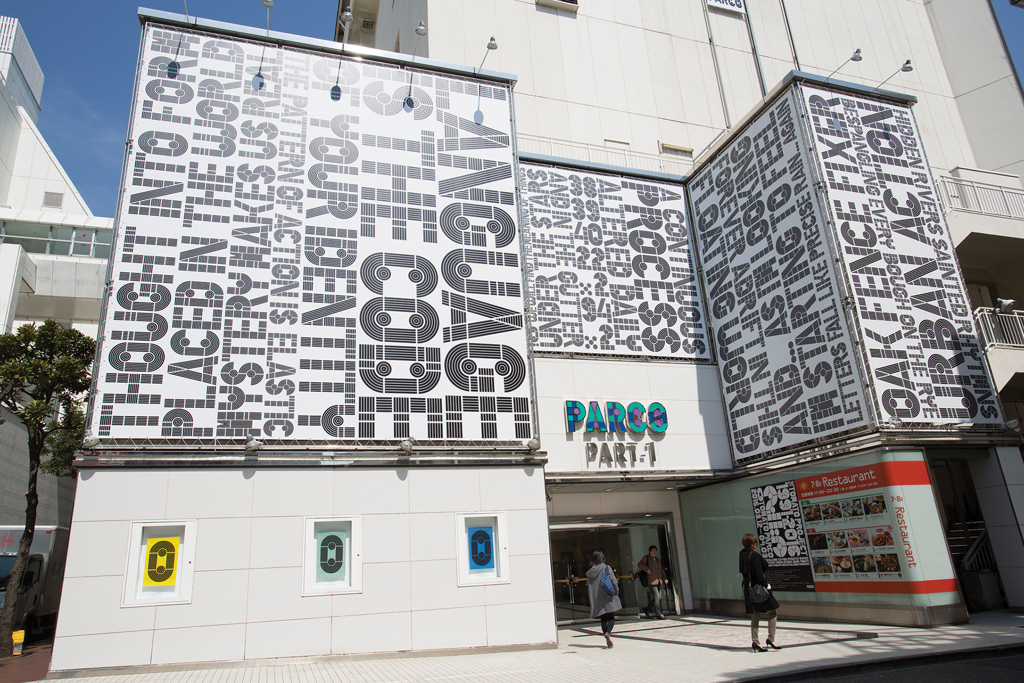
left=42, top=192, right=63, bottom=210
left=661, top=143, right=694, bottom=160
left=0, top=221, right=114, bottom=258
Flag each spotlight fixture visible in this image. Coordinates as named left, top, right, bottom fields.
left=399, top=439, right=413, bottom=453
left=887, top=415, right=903, bottom=429
left=871, top=59, right=912, bottom=93
left=415, top=21, right=427, bottom=37
left=527, top=438, right=541, bottom=451
left=339, top=6, right=354, bottom=50
left=480, top=36, right=498, bottom=69
left=1007, top=418, right=1021, bottom=433
left=824, top=48, right=863, bottom=83
left=244, top=435, right=262, bottom=452
left=996, top=298, right=1017, bottom=314
left=82, top=431, right=100, bottom=449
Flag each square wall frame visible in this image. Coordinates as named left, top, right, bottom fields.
left=456, top=512, right=510, bottom=587
left=121, top=520, right=197, bottom=608
left=302, top=516, right=363, bottom=596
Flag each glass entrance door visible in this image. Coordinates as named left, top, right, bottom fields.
left=549, top=520, right=677, bottom=623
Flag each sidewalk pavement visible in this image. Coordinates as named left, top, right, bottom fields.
left=32, top=610, right=1024, bottom=683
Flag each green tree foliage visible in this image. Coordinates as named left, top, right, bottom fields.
left=0, top=322, right=94, bottom=658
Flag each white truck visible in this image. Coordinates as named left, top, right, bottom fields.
left=0, top=526, right=70, bottom=635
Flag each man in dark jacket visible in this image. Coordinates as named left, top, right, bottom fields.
left=637, top=545, right=669, bottom=619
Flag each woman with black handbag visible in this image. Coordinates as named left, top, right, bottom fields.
left=739, top=533, right=781, bottom=653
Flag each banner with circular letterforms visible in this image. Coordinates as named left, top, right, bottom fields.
left=89, top=23, right=533, bottom=447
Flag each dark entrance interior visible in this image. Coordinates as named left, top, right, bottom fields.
left=928, top=450, right=1007, bottom=611
left=549, top=519, right=677, bottom=623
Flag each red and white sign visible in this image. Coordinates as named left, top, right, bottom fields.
left=798, top=460, right=956, bottom=595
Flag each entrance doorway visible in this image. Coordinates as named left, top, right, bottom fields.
left=928, top=451, right=1007, bottom=611
left=549, top=517, right=677, bottom=623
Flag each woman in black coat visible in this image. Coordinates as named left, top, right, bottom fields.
left=739, top=533, right=781, bottom=652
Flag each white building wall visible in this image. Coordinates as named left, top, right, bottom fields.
left=535, top=357, right=732, bottom=474
left=51, top=466, right=556, bottom=670
left=418, top=0, right=978, bottom=176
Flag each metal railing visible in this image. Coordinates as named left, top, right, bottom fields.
left=517, top=133, right=691, bottom=176
left=936, top=175, right=1024, bottom=220
left=975, top=307, right=1024, bottom=349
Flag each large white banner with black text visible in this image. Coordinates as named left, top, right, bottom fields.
left=689, top=89, right=869, bottom=463
left=519, top=163, right=710, bottom=360
left=90, top=24, right=532, bottom=445
left=800, top=85, right=1001, bottom=425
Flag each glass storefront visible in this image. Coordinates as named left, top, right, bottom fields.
left=549, top=516, right=677, bottom=623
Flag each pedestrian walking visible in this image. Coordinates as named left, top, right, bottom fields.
left=586, top=549, right=622, bottom=648
left=637, top=545, right=668, bottom=619
left=739, top=533, right=781, bottom=653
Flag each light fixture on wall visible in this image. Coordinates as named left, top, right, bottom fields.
left=480, top=36, right=498, bottom=69
left=887, top=415, right=903, bottom=429
left=399, top=439, right=413, bottom=454
left=244, top=435, right=262, bottom=453
left=81, top=431, right=100, bottom=449
left=410, top=21, right=427, bottom=58
left=252, top=0, right=275, bottom=91
left=527, top=438, right=541, bottom=451
left=871, top=59, right=913, bottom=93
left=824, top=48, right=862, bottom=83
left=339, top=6, right=353, bottom=52
left=996, top=298, right=1017, bottom=314
left=1006, top=419, right=1020, bottom=433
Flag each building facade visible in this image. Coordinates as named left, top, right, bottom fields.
left=0, top=15, right=110, bottom=532
left=47, top=0, right=1024, bottom=672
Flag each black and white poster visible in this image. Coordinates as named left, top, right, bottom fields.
left=90, top=24, right=532, bottom=445
left=519, top=163, right=709, bottom=360
left=800, top=86, right=1001, bottom=425
left=689, top=89, right=869, bottom=463
left=750, top=480, right=814, bottom=592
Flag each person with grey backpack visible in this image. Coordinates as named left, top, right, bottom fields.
left=586, top=549, right=622, bottom=648
left=739, top=533, right=781, bottom=652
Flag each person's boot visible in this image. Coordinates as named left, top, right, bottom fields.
left=605, top=634, right=613, bottom=648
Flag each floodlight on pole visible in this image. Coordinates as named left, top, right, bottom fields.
left=480, top=36, right=498, bottom=69
left=824, top=48, right=862, bottom=83
left=871, top=59, right=912, bottom=93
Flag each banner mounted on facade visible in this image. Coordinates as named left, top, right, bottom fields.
left=90, top=23, right=532, bottom=446
left=800, top=85, right=1001, bottom=427
left=519, top=163, right=710, bottom=361
left=689, top=89, right=870, bottom=463
left=707, top=0, right=747, bottom=15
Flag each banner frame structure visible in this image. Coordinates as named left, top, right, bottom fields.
left=85, top=9, right=539, bottom=456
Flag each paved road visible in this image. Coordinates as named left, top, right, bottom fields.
left=816, top=653, right=1024, bottom=682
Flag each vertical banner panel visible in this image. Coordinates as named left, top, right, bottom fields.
left=90, top=24, right=532, bottom=445
left=519, top=163, right=709, bottom=360
left=689, top=89, right=870, bottom=464
left=800, top=85, right=1001, bottom=426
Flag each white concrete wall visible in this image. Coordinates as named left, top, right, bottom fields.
left=534, top=357, right=732, bottom=474
left=51, top=465, right=556, bottom=670
left=422, top=0, right=978, bottom=178
left=926, top=0, right=1024, bottom=182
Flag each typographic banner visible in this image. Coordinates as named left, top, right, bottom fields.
left=90, top=23, right=533, bottom=445
left=519, top=163, right=709, bottom=360
left=800, top=85, right=1001, bottom=426
left=688, top=89, right=869, bottom=463
left=750, top=480, right=814, bottom=592
left=707, top=0, right=747, bottom=15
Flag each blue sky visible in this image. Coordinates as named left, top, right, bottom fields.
left=9, top=1, right=1024, bottom=218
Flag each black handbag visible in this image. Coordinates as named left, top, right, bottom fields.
left=748, top=582, right=770, bottom=603
left=744, top=552, right=770, bottom=603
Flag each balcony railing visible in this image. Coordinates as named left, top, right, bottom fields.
left=936, top=175, right=1024, bottom=220
left=517, top=133, right=691, bottom=177
left=975, top=307, right=1024, bottom=349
